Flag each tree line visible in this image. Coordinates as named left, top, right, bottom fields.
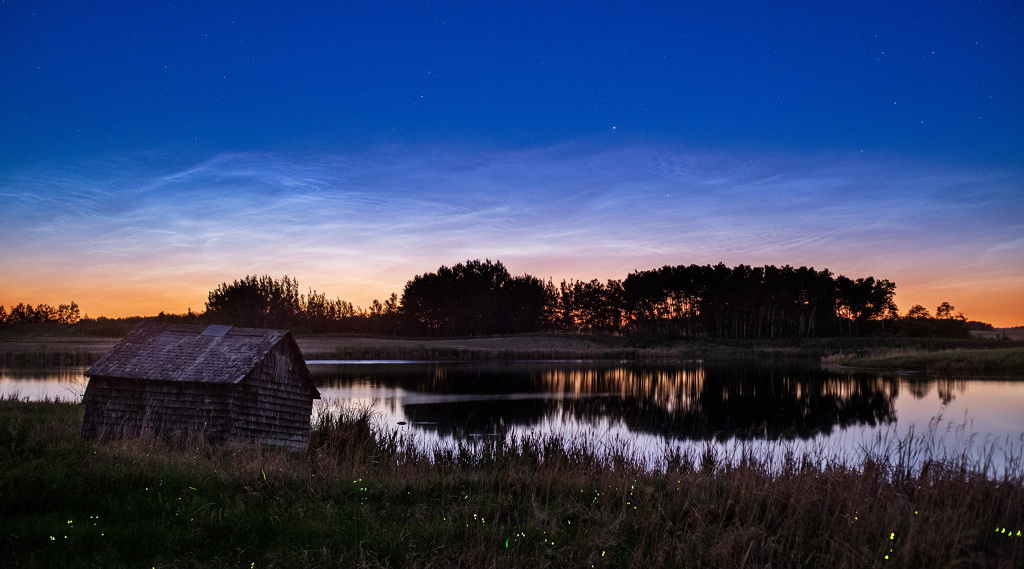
left=200, top=259, right=972, bottom=338
left=1, top=259, right=976, bottom=338
left=0, top=302, right=81, bottom=325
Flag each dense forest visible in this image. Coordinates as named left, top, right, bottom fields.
left=1, top=260, right=978, bottom=338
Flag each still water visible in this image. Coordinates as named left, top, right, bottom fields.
left=4, top=359, right=1023, bottom=473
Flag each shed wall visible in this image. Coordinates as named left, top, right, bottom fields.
left=228, top=343, right=316, bottom=450
left=81, top=331, right=317, bottom=450
left=82, top=378, right=233, bottom=442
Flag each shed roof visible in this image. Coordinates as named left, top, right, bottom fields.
left=86, top=322, right=315, bottom=390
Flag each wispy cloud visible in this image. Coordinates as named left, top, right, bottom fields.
left=1, top=142, right=1021, bottom=323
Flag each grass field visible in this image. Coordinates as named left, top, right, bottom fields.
left=3, top=323, right=1021, bottom=365
left=825, top=347, right=1024, bottom=375
left=973, top=329, right=1024, bottom=342
left=2, top=398, right=1022, bottom=568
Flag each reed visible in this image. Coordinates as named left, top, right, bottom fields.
left=0, top=351, right=100, bottom=366
left=303, top=336, right=1020, bottom=362
left=304, top=341, right=811, bottom=362
left=1, top=398, right=1022, bottom=568
left=305, top=344, right=681, bottom=361
left=825, top=346, right=1024, bottom=375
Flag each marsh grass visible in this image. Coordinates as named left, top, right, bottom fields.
left=304, top=345, right=700, bottom=362
left=0, top=351, right=99, bottom=366
left=3, top=330, right=1016, bottom=365
left=825, top=346, right=1024, bottom=375
left=304, top=336, right=1019, bottom=363
left=1, top=397, right=1022, bottom=568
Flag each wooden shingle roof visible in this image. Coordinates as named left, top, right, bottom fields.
left=86, top=322, right=312, bottom=388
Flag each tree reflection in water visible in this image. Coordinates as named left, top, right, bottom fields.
left=310, top=360, right=906, bottom=441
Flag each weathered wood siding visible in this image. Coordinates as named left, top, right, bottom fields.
left=81, top=323, right=318, bottom=450
left=228, top=342, right=316, bottom=450
left=82, top=378, right=233, bottom=442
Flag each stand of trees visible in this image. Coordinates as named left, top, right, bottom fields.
left=402, top=260, right=549, bottom=336
left=3, top=260, right=975, bottom=339
left=0, top=302, right=80, bottom=324
left=193, top=260, right=970, bottom=338
left=618, top=264, right=898, bottom=338
left=894, top=303, right=972, bottom=337
left=205, top=275, right=371, bottom=331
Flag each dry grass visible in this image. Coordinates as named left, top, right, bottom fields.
left=973, top=329, right=1024, bottom=342
left=3, top=327, right=1018, bottom=365
left=824, top=347, right=1024, bottom=375
left=2, top=397, right=1022, bottom=568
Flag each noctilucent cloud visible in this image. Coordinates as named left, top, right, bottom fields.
left=1, top=1, right=1022, bottom=325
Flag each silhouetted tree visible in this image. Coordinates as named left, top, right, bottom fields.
left=368, top=293, right=401, bottom=317
left=154, top=308, right=202, bottom=324
left=206, top=275, right=303, bottom=328
left=55, top=302, right=81, bottom=324
left=905, top=304, right=931, bottom=319
left=553, top=279, right=626, bottom=332
left=35, top=304, right=57, bottom=322
left=966, top=320, right=994, bottom=331
left=895, top=303, right=970, bottom=337
left=834, top=276, right=897, bottom=335
left=0, top=301, right=80, bottom=324
left=297, top=288, right=359, bottom=331
left=618, top=263, right=900, bottom=338
left=7, top=303, right=37, bottom=324
left=401, top=259, right=548, bottom=336
left=197, top=261, right=963, bottom=338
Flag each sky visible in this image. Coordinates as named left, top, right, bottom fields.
left=1, top=0, right=1022, bottom=326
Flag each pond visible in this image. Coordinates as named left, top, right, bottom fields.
left=4, top=359, right=1022, bottom=475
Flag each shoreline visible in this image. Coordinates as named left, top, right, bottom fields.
left=2, top=329, right=1021, bottom=372
left=2, top=398, right=1021, bottom=568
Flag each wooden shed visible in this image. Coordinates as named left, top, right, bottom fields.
left=82, top=322, right=320, bottom=450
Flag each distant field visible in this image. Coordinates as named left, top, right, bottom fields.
left=3, top=327, right=1022, bottom=365
left=0, top=337, right=119, bottom=364
left=0, top=333, right=601, bottom=355
left=0, top=337, right=119, bottom=353
left=827, top=346, right=1024, bottom=375
left=295, top=334, right=625, bottom=360
left=0, top=333, right=631, bottom=365
left=972, top=328, right=1024, bottom=341
left=296, top=334, right=608, bottom=354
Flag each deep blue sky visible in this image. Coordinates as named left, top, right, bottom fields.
left=4, top=0, right=1021, bottom=160
left=2, top=1, right=1023, bottom=324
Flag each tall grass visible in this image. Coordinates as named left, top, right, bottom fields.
left=825, top=346, right=1024, bottom=375
left=304, top=344, right=712, bottom=361
left=0, top=351, right=99, bottom=366
left=1, top=397, right=1022, bottom=568
left=305, top=336, right=1022, bottom=362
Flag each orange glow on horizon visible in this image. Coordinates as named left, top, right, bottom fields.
left=3, top=267, right=1022, bottom=329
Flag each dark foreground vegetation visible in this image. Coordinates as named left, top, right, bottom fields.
left=2, top=398, right=1022, bottom=568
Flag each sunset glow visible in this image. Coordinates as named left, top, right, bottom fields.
left=2, top=2, right=1021, bottom=327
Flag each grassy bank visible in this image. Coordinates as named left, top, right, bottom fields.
left=2, top=399, right=1022, bottom=568
left=825, top=347, right=1024, bottom=375
left=300, top=334, right=1019, bottom=362
left=3, top=324, right=1020, bottom=364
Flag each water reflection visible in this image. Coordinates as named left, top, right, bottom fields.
left=310, top=361, right=903, bottom=441
left=903, top=377, right=968, bottom=404
left=0, top=365, right=89, bottom=401
left=0, top=361, right=998, bottom=446
left=5, top=359, right=1023, bottom=473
